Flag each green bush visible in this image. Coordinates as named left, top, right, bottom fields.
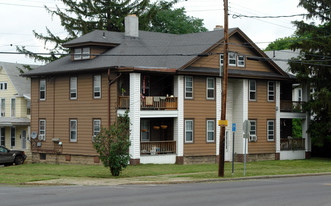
left=93, top=112, right=131, bottom=176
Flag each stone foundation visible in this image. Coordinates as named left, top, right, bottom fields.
left=235, top=153, right=276, bottom=162
left=130, top=158, right=140, bottom=165
left=275, top=153, right=280, bottom=160
left=176, top=156, right=184, bottom=165
left=305, top=151, right=311, bottom=159
left=32, top=152, right=101, bottom=165
left=183, top=155, right=217, bottom=164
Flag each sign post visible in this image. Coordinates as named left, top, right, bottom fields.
left=232, top=123, right=236, bottom=176
left=243, top=120, right=251, bottom=176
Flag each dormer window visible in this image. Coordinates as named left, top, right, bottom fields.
left=74, top=47, right=90, bottom=60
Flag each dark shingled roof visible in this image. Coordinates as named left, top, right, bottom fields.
left=23, top=28, right=237, bottom=76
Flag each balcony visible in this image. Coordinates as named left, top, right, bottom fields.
left=280, top=101, right=304, bottom=112
left=280, top=138, right=305, bottom=150
left=140, top=141, right=176, bottom=155
left=118, top=96, right=177, bottom=110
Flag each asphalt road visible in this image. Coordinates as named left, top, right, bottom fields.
left=1, top=175, right=330, bottom=206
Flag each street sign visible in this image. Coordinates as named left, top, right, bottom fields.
left=232, top=123, right=236, bottom=132
left=243, top=120, right=251, bottom=139
left=218, top=120, right=228, bottom=127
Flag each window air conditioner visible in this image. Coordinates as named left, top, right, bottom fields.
left=249, top=135, right=257, bottom=142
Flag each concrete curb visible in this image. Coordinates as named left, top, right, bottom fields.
left=21, top=172, right=331, bottom=186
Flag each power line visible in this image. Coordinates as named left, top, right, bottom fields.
left=232, top=13, right=307, bottom=19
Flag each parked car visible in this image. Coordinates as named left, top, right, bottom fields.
left=0, top=146, right=26, bottom=166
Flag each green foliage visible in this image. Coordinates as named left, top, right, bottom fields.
left=17, top=0, right=206, bottom=63
left=292, top=119, right=302, bottom=138
left=288, top=0, right=331, bottom=156
left=93, top=112, right=131, bottom=176
left=264, top=36, right=298, bottom=51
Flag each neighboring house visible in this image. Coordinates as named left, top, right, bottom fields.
left=265, top=50, right=311, bottom=160
left=23, top=15, right=311, bottom=165
left=0, top=62, right=38, bottom=161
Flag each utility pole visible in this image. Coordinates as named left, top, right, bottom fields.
left=218, top=0, right=229, bottom=177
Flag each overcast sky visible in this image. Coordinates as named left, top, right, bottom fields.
left=0, top=0, right=309, bottom=65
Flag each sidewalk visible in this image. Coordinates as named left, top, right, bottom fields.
left=23, top=172, right=331, bottom=186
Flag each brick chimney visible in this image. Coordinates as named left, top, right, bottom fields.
left=214, top=25, right=223, bottom=31
left=125, top=14, right=139, bottom=38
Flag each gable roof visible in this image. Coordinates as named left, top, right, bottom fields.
left=23, top=28, right=237, bottom=76
left=265, top=50, right=300, bottom=74
left=0, top=62, right=39, bottom=99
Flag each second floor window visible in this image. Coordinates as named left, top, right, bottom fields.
left=70, top=119, right=77, bottom=142
left=249, top=80, right=256, bottom=101
left=93, top=75, right=101, bottom=98
left=268, top=81, right=275, bottom=101
left=185, top=76, right=193, bottom=99
left=206, top=78, right=215, bottom=99
left=238, top=55, right=245, bottom=67
left=229, top=52, right=237, bottom=66
left=0, top=98, right=5, bottom=117
left=27, top=100, right=31, bottom=115
left=11, top=98, right=15, bottom=117
left=40, top=79, right=46, bottom=100
left=70, top=77, right=77, bottom=99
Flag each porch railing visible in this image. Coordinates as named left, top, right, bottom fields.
left=280, top=100, right=304, bottom=112
left=118, top=96, right=130, bottom=109
left=280, top=138, right=305, bottom=150
left=141, top=96, right=177, bottom=110
left=140, top=141, right=176, bottom=155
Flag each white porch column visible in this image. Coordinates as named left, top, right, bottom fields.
left=243, top=79, right=249, bottom=155
left=175, top=75, right=184, bottom=163
left=302, top=83, right=311, bottom=154
left=276, top=81, right=281, bottom=154
left=216, top=77, right=221, bottom=156
left=129, top=73, right=141, bottom=164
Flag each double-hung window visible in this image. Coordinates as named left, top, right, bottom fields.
left=185, top=76, right=193, bottom=99
left=0, top=127, right=5, bottom=146
left=70, top=119, right=77, bottom=142
left=39, top=119, right=46, bottom=141
left=267, top=120, right=275, bottom=141
left=220, top=54, right=224, bottom=67
left=249, top=120, right=256, bottom=136
left=0, top=98, right=5, bottom=117
left=0, top=82, right=7, bottom=90
left=74, top=47, right=90, bottom=60
left=206, top=120, right=215, bottom=142
left=229, top=52, right=237, bottom=66
left=93, top=119, right=101, bottom=137
left=249, top=80, right=256, bottom=101
left=268, top=81, right=275, bottom=101
left=185, top=120, right=194, bottom=143
left=70, top=77, right=77, bottom=100
left=238, top=55, right=245, bottom=67
left=10, top=98, right=15, bottom=117
left=93, top=75, right=101, bottom=98
left=206, top=78, right=215, bottom=100
left=10, top=127, right=15, bottom=147
left=40, top=79, right=46, bottom=100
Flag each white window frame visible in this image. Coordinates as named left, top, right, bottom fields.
left=185, top=120, right=194, bottom=143
left=0, top=127, right=5, bottom=146
left=298, top=89, right=302, bottom=102
left=206, top=78, right=215, bottom=100
left=93, top=119, right=101, bottom=137
left=237, top=55, right=245, bottom=67
left=39, top=119, right=46, bottom=141
left=249, top=120, right=256, bottom=136
left=229, top=52, right=237, bottom=66
left=267, top=120, right=275, bottom=141
left=267, top=81, right=275, bottom=102
left=93, top=75, right=101, bottom=99
left=10, top=127, right=16, bottom=148
left=70, top=119, right=77, bottom=142
left=40, top=79, right=46, bottom=100
left=185, top=76, right=193, bottom=99
left=206, top=120, right=215, bottom=142
left=82, top=47, right=90, bottom=59
left=0, top=82, right=7, bottom=90
left=74, top=48, right=82, bottom=60
left=26, top=100, right=31, bottom=115
left=10, top=98, right=15, bottom=117
left=249, top=80, right=256, bottom=101
left=0, top=98, right=5, bottom=117
left=70, top=77, right=77, bottom=100
left=220, top=54, right=224, bottom=66
left=141, top=119, right=150, bottom=142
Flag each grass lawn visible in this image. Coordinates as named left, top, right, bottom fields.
left=0, top=158, right=330, bottom=184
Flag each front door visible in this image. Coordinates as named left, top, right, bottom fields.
left=21, top=130, right=26, bottom=149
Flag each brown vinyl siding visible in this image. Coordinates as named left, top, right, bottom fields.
left=248, top=80, right=276, bottom=154
left=184, top=76, right=216, bottom=156
left=190, top=34, right=274, bottom=73
left=30, top=72, right=117, bottom=156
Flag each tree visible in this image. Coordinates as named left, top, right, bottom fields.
left=17, top=0, right=207, bottom=63
left=264, top=36, right=298, bottom=51
left=93, top=112, right=131, bottom=176
left=289, top=0, right=331, bottom=157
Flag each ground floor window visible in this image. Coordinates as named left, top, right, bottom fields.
left=0, top=127, right=5, bottom=146
left=70, top=119, right=77, bottom=142
left=267, top=120, right=275, bottom=141
left=185, top=120, right=194, bottom=143
left=10, top=127, right=15, bottom=147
